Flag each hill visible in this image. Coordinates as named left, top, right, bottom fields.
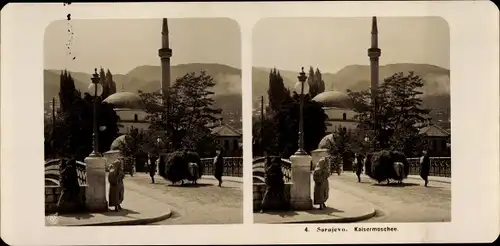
left=44, top=63, right=243, bottom=128
left=252, top=63, right=450, bottom=103
left=252, top=63, right=451, bottom=128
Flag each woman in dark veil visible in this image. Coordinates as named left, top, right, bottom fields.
left=420, top=150, right=431, bottom=187
left=260, top=155, right=287, bottom=212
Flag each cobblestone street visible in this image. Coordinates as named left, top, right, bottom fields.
left=329, top=172, right=451, bottom=222
left=123, top=173, right=243, bottom=225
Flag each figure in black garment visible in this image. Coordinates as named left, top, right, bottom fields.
left=355, top=153, right=364, bottom=183
left=420, top=150, right=431, bottom=187
left=261, top=155, right=287, bottom=212
left=213, top=149, right=224, bottom=187
left=148, top=154, right=157, bottom=184
left=57, top=158, right=82, bottom=212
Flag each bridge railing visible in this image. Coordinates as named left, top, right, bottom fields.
left=252, top=157, right=292, bottom=183
left=201, top=157, right=243, bottom=177
left=407, top=157, right=451, bottom=177
left=44, top=159, right=87, bottom=186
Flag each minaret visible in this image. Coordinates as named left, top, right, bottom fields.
left=368, top=16, right=381, bottom=101
left=158, top=18, right=172, bottom=101
left=367, top=16, right=381, bottom=150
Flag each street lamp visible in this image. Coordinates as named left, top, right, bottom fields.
left=88, top=68, right=103, bottom=157
left=294, top=67, right=309, bottom=155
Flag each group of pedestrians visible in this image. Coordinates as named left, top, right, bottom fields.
left=351, top=150, right=432, bottom=187
left=143, top=150, right=225, bottom=187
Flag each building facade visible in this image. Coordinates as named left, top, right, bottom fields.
left=312, top=90, right=358, bottom=134
left=211, top=123, right=242, bottom=157
left=103, top=92, right=148, bottom=134
left=420, top=124, right=451, bottom=157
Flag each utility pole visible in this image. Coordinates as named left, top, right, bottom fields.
left=52, top=97, right=56, bottom=157
left=52, top=97, right=56, bottom=127
left=260, top=95, right=264, bottom=156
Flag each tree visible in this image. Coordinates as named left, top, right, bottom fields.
left=105, top=69, right=117, bottom=96
left=81, top=93, right=121, bottom=154
left=140, top=71, right=222, bottom=157
left=58, top=70, right=81, bottom=113
left=252, top=116, right=278, bottom=157
left=45, top=70, right=120, bottom=161
left=307, top=67, right=326, bottom=98
left=326, top=126, right=355, bottom=170
left=117, top=126, right=150, bottom=171
left=347, top=71, right=430, bottom=157
left=314, top=68, right=325, bottom=96
left=267, top=68, right=290, bottom=114
left=271, top=93, right=327, bottom=158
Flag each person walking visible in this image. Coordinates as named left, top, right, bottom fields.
left=313, top=157, right=330, bottom=210
left=57, top=158, right=81, bottom=212
left=213, top=149, right=224, bottom=187
left=420, top=150, right=431, bottom=187
left=108, top=158, right=125, bottom=211
left=260, top=156, right=287, bottom=212
left=355, top=153, right=364, bottom=182
left=148, top=154, right=157, bottom=184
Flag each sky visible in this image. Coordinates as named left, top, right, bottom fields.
left=253, top=17, right=450, bottom=73
left=44, top=18, right=241, bottom=74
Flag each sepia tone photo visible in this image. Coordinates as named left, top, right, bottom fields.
left=252, top=17, right=451, bottom=223
left=43, top=18, right=243, bottom=226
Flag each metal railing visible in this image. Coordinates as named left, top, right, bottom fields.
left=407, top=157, right=451, bottom=177
left=201, top=157, right=243, bottom=177
left=44, top=159, right=87, bottom=186
left=252, top=157, right=292, bottom=183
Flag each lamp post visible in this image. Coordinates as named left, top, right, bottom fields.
left=289, top=67, right=313, bottom=211
left=294, top=67, right=309, bottom=155
left=88, top=68, right=103, bottom=157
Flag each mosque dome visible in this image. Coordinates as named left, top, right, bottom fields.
left=103, top=92, right=144, bottom=110
left=317, top=134, right=334, bottom=149
left=110, top=135, right=128, bottom=150
left=312, top=91, right=352, bottom=109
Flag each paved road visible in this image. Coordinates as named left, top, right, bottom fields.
left=123, top=173, right=243, bottom=225
left=329, top=172, right=451, bottom=222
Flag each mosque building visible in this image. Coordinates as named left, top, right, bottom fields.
left=313, top=17, right=381, bottom=135
left=103, top=91, right=148, bottom=134
left=103, top=18, right=172, bottom=135
left=312, top=90, right=357, bottom=133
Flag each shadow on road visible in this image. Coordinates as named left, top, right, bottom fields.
left=373, top=182, right=420, bottom=187
left=103, top=208, right=140, bottom=217
left=58, top=213, right=95, bottom=220
left=261, top=210, right=300, bottom=218
left=167, top=183, right=214, bottom=188
left=305, top=207, right=344, bottom=215
left=423, top=186, right=441, bottom=189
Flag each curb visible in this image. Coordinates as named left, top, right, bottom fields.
left=59, top=209, right=173, bottom=226
left=259, top=208, right=377, bottom=224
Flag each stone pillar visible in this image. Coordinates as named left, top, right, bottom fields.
left=289, top=154, right=313, bottom=210
left=84, top=156, right=108, bottom=212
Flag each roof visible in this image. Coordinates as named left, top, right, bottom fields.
left=211, top=124, right=242, bottom=137
left=419, top=124, right=450, bottom=137
left=312, top=90, right=353, bottom=109
left=103, top=92, right=145, bottom=110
